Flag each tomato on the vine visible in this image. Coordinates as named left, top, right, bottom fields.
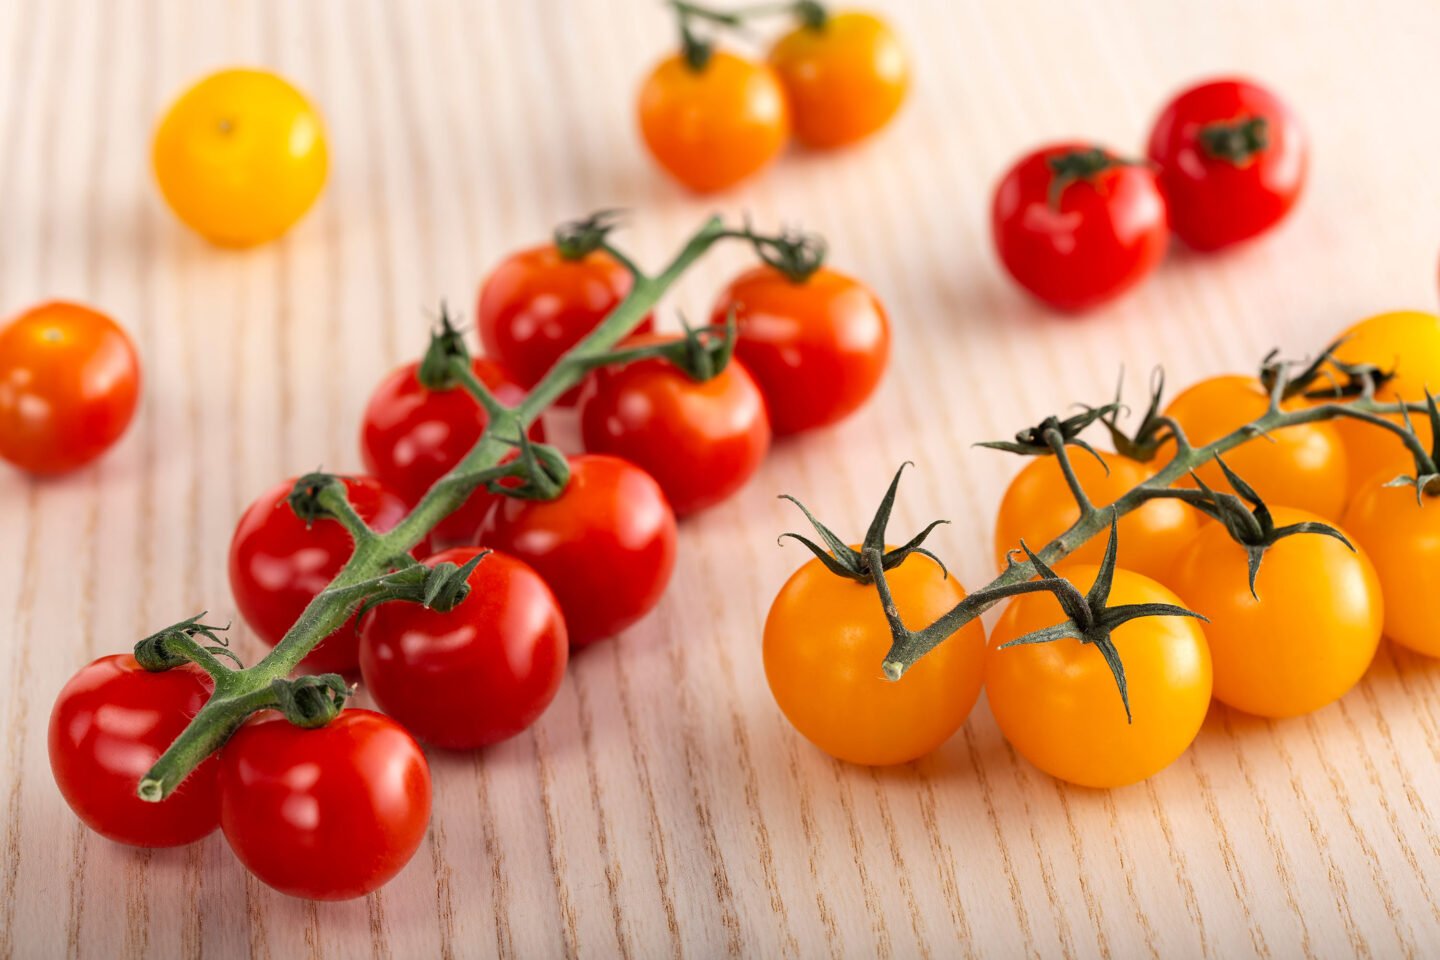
left=152, top=69, right=327, bottom=247
left=637, top=50, right=790, bottom=193
left=993, top=449, right=1198, bottom=583
left=577, top=336, right=771, bottom=516
left=991, top=143, right=1169, bottom=312
left=1148, top=78, right=1306, bottom=252
left=0, top=302, right=140, bottom=475
left=218, top=709, right=431, bottom=901
left=1164, top=374, right=1349, bottom=520
left=229, top=476, right=412, bottom=673
left=709, top=264, right=889, bottom=435
left=986, top=563, right=1212, bottom=788
left=765, top=551, right=985, bottom=766
left=49, top=655, right=219, bottom=847
left=1343, top=467, right=1440, bottom=659
left=767, top=10, right=908, bottom=149
left=360, top=547, right=568, bottom=749
left=480, top=454, right=677, bottom=646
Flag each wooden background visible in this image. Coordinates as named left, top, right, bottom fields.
left=3, top=1, right=1440, bottom=957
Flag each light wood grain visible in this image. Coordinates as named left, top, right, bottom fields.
left=4, top=0, right=1440, bottom=956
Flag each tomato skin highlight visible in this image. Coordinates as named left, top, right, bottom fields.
left=0, top=302, right=140, bottom=475
left=991, top=143, right=1169, bottom=312
left=709, top=265, right=889, bottom=435
left=360, top=547, right=568, bottom=749
left=768, top=12, right=908, bottom=149
left=986, top=564, right=1212, bottom=788
left=228, top=476, right=411, bottom=673
left=1343, top=471, right=1440, bottom=659
left=218, top=709, right=431, bottom=901
left=764, top=551, right=986, bottom=766
left=49, top=655, right=219, bottom=847
left=480, top=454, right=677, bottom=646
left=1148, top=78, right=1306, bottom=252
left=577, top=337, right=771, bottom=516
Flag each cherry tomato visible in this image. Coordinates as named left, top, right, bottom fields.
left=1343, top=470, right=1440, bottom=659
left=152, top=69, right=327, bottom=247
left=218, top=709, right=430, bottom=900
left=708, top=265, right=889, bottom=435
left=767, top=11, right=908, bottom=149
left=1164, top=374, right=1349, bottom=520
left=360, top=357, right=541, bottom=547
left=577, top=336, right=771, bottom=516
left=480, top=454, right=677, bottom=646
left=0, top=302, right=140, bottom=475
left=986, top=563, right=1212, bottom=788
left=360, top=547, right=567, bottom=749
left=637, top=50, right=789, bottom=193
left=1147, top=78, right=1306, bottom=252
left=991, top=143, right=1169, bottom=312
left=1167, top=508, right=1381, bottom=717
left=993, top=449, right=1198, bottom=583
left=229, top=476, right=411, bottom=673
left=49, top=655, right=219, bottom=847
left=765, top=551, right=985, bottom=765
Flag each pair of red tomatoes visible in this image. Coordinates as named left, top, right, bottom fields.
left=993, top=78, right=1307, bottom=312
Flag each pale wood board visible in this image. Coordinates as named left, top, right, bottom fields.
left=3, top=1, right=1440, bottom=957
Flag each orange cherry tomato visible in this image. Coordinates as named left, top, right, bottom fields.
left=637, top=50, right=789, bottom=193
left=0, top=302, right=140, bottom=475
left=767, top=11, right=909, bottom=149
left=993, top=449, right=1199, bottom=583
left=1343, top=467, right=1440, bottom=659
left=986, top=563, right=1212, bottom=788
left=1164, top=374, right=1349, bottom=520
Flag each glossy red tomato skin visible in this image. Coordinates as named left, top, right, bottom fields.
left=480, top=454, right=677, bottom=646
left=477, top=245, right=650, bottom=402
left=991, top=143, right=1169, bottom=312
left=0, top=301, right=141, bottom=474
left=218, top=709, right=431, bottom=900
left=360, top=358, right=541, bottom=547
left=360, top=547, right=568, bottom=749
left=49, top=655, right=219, bottom=847
left=708, top=265, right=889, bottom=435
left=228, top=476, right=411, bottom=673
left=577, top=338, right=771, bottom=516
left=1148, top=78, right=1306, bottom=252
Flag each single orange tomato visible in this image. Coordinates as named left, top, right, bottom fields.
left=767, top=10, right=909, bottom=149
left=637, top=50, right=789, bottom=192
left=764, top=550, right=985, bottom=765
left=993, top=449, right=1199, bottom=582
left=1343, top=464, right=1440, bottom=659
left=986, top=563, right=1212, bottom=788
left=0, top=302, right=140, bottom=475
left=1164, top=374, right=1349, bottom=520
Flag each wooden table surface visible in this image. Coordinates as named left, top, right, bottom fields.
left=4, top=1, right=1440, bottom=957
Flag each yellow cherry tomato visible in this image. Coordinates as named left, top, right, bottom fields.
left=986, top=563, right=1212, bottom=788
left=1343, top=469, right=1440, bottom=658
left=1166, top=507, right=1382, bottom=718
left=993, top=449, right=1199, bottom=583
left=152, top=68, right=328, bottom=247
left=764, top=549, right=985, bottom=765
left=768, top=10, right=909, bottom=149
left=1164, top=374, right=1349, bottom=520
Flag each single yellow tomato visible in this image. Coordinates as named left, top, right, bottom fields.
left=1343, top=466, right=1440, bottom=658
left=152, top=68, right=328, bottom=247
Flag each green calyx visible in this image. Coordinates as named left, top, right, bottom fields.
left=1384, top=391, right=1440, bottom=500
left=270, top=674, right=351, bottom=729
left=134, top=613, right=243, bottom=673
left=747, top=225, right=827, bottom=283
left=1099, top=369, right=1174, bottom=463
left=1198, top=116, right=1269, bottom=165
left=793, top=0, right=828, bottom=29
left=490, top=432, right=572, bottom=501
left=1046, top=147, right=1139, bottom=209
left=554, top=209, right=625, bottom=261
left=778, top=462, right=949, bottom=584
left=417, top=304, right=471, bottom=391
left=287, top=472, right=347, bottom=527
left=352, top=550, right=488, bottom=624
left=978, top=403, right=1121, bottom=470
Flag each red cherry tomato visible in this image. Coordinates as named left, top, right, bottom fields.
left=229, top=476, right=411, bottom=673
left=0, top=301, right=140, bottom=474
left=49, top=655, right=219, bottom=847
left=360, top=357, right=541, bottom=547
left=577, top=336, right=771, bottom=516
left=1148, top=78, right=1306, bottom=252
left=480, top=454, right=677, bottom=646
left=218, top=709, right=431, bottom=900
left=991, top=143, right=1169, bottom=312
left=360, top=547, right=568, bottom=749
left=708, top=265, right=889, bottom=435
left=477, top=244, right=649, bottom=402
